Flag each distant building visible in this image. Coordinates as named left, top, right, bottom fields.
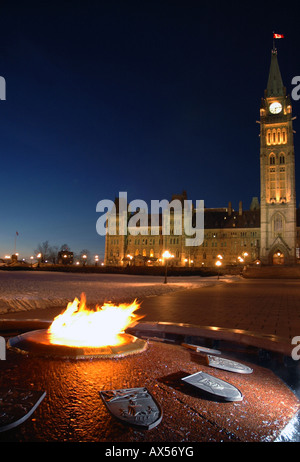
left=57, top=250, right=73, bottom=265
left=104, top=46, right=299, bottom=267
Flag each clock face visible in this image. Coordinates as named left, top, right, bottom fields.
left=269, top=102, right=282, bottom=114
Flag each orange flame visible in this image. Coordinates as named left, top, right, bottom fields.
left=47, top=293, right=143, bottom=347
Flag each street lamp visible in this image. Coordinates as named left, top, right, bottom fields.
left=242, top=251, right=248, bottom=263
left=162, top=250, right=174, bottom=284
left=215, top=259, right=222, bottom=279
left=37, top=253, right=42, bottom=268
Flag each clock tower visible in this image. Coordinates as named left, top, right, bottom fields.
left=260, top=47, right=296, bottom=265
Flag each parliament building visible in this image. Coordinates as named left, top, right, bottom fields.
left=104, top=47, right=300, bottom=268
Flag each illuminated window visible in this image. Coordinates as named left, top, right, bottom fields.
left=279, top=154, right=285, bottom=164
left=269, top=167, right=276, bottom=201
left=282, top=129, right=286, bottom=143
left=277, top=130, right=281, bottom=144
left=279, top=167, right=286, bottom=200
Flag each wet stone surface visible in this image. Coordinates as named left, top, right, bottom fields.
left=0, top=341, right=299, bottom=442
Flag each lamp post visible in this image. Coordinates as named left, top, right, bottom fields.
left=215, top=259, right=222, bottom=280
left=37, top=253, right=42, bottom=268
left=162, top=250, right=173, bottom=284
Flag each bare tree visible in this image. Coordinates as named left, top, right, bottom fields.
left=34, top=241, right=53, bottom=262
left=79, top=249, right=91, bottom=265
left=60, top=244, right=70, bottom=251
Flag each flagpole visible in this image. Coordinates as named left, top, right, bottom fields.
left=14, top=231, right=18, bottom=255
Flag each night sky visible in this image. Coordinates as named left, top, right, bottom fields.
left=0, top=0, right=300, bottom=260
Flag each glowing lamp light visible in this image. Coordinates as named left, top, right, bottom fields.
left=215, top=259, right=222, bottom=280
left=162, top=250, right=173, bottom=259
left=163, top=250, right=174, bottom=284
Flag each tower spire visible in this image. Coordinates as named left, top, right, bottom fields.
left=266, top=47, right=285, bottom=97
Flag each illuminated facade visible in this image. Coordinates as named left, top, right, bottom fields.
left=104, top=47, right=298, bottom=267
left=259, top=48, right=297, bottom=265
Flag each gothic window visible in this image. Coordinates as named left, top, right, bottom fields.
left=273, top=130, right=276, bottom=144
left=282, top=129, right=287, bottom=144
left=269, top=164, right=276, bottom=201
left=267, top=130, right=271, bottom=145
left=269, top=154, right=275, bottom=165
left=279, top=167, right=286, bottom=200
left=279, top=154, right=285, bottom=164
left=273, top=213, right=284, bottom=237
left=277, top=130, right=281, bottom=144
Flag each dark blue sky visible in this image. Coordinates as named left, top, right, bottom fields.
left=0, top=0, right=300, bottom=260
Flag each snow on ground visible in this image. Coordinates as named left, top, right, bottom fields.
left=0, top=271, right=239, bottom=314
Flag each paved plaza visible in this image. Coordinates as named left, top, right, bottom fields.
left=139, top=278, right=300, bottom=342
left=1, top=275, right=300, bottom=344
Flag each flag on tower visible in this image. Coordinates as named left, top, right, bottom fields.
left=273, top=33, right=284, bottom=39
left=16, top=231, right=19, bottom=236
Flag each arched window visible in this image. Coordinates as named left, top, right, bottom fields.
left=277, top=129, right=281, bottom=144
left=273, top=213, right=284, bottom=237
left=269, top=154, right=276, bottom=165
left=267, top=130, right=271, bottom=145
left=282, top=129, right=287, bottom=143
left=279, top=154, right=285, bottom=164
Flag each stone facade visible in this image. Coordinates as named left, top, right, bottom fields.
left=104, top=194, right=261, bottom=267
left=104, top=48, right=299, bottom=267
left=259, top=48, right=297, bottom=265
